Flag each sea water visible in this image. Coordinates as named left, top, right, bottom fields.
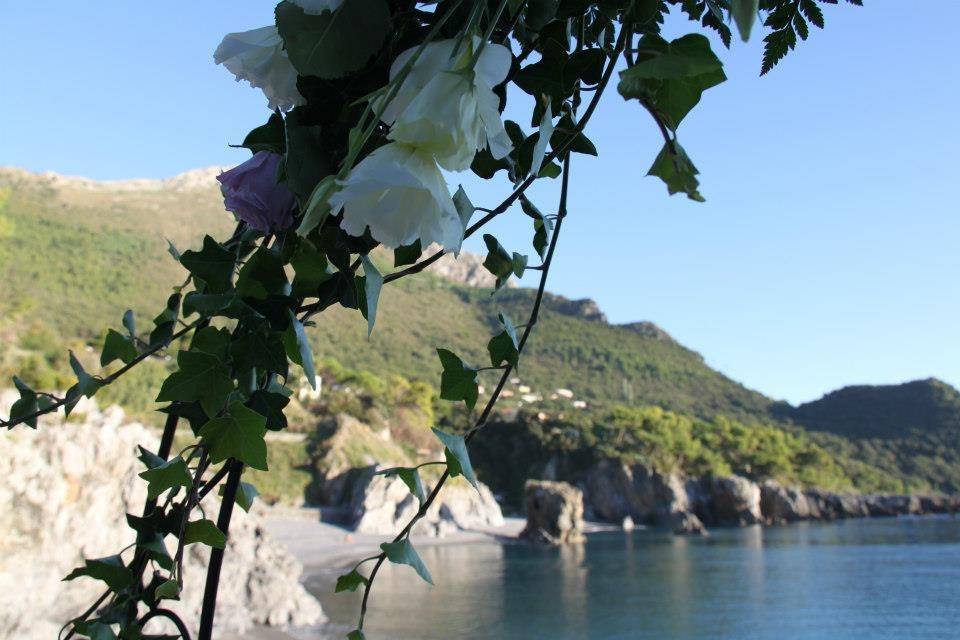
left=309, top=518, right=960, bottom=639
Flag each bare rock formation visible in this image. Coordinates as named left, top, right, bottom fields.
left=520, top=480, right=586, bottom=545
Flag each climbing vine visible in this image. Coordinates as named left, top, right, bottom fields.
left=1, top=0, right=861, bottom=638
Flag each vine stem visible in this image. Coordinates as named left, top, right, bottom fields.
left=358, top=143, right=576, bottom=631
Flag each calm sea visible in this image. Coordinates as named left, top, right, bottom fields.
left=308, top=518, right=960, bottom=639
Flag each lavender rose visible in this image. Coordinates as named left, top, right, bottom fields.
left=217, top=152, right=296, bottom=233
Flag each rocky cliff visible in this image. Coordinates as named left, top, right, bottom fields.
left=0, top=392, right=322, bottom=639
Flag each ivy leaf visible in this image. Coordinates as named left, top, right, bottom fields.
left=137, top=445, right=166, bottom=470
left=183, top=519, right=227, bottom=549
left=393, top=240, right=422, bottom=267
left=347, top=631, right=366, bottom=640
left=530, top=102, right=554, bottom=178
left=482, top=234, right=516, bottom=290
left=136, top=533, right=173, bottom=571
left=432, top=428, right=478, bottom=489
left=283, top=310, right=317, bottom=389
left=731, top=0, right=759, bottom=42
left=380, top=539, right=433, bottom=585
left=358, top=256, right=382, bottom=338
left=199, top=402, right=269, bottom=471
left=100, top=330, right=137, bottom=368
left=236, top=246, right=288, bottom=299
left=290, top=238, right=331, bottom=297
left=154, top=579, right=181, bottom=601
left=70, top=351, right=101, bottom=398
left=190, top=326, right=232, bottom=362
left=156, top=350, right=235, bottom=418
left=335, top=569, right=368, bottom=593
left=276, top=0, right=390, bottom=79
left=378, top=466, right=427, bottom=503
left=295, top=174, right=338, bottom=237
left=149, top=293, right=181, bottom=348
left=436, top=348, right=478, bottom=410
left=233, top=111, right=286, bottom=154
left=488, top=313, right=520, bottom=370
left=9, top=376, right=39, bottom=428
left=139, top=456, right=192, bottom=500
left=248, top=389, right=290, bottom=431
left=647, top=141, right=705, bottom=202
left=122, top=310, right=137, bottom=340
left=63, top=555, right=131, bottom=591
left=520, top=195, right=553, bottom=259
left=230, top=329, right=288, bottom=376
left=223, top=481, right=260, bottom=512
left=452, top=186, right=475, bottom=233
left=73, top=621, right=118, bottom=640
left=179, top=235, right=235, bottom=293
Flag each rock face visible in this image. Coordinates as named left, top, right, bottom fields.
left=0, top=394, right=322, bottom=639
left=760, top=480, right=815, bottom=523
left=582, top=461, right=706, bottom=535
left=348, top=471, right=504, bottom=537
left=705, top=476, right=763, bottom=526
left=520, top=480, right=586, bottom=544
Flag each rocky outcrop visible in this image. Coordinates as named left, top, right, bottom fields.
left=0, top=394, right=322, bottom=640
left=520, top=480, right=586, bottom=545
left=704, top=476, right=763, bottom=526
left=760, top=480, right=815, bottom=523
left=348, top=471, right=504, bottom=537
left=582, top=461, right=706, bottom=535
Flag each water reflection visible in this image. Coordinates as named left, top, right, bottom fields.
left=311, top=518, right=960, bottom=640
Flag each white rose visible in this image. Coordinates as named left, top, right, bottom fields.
left=379, top=38, right=513, bottom=172
left=330, top=143, right=464, bottom=251
left=214, top=26, right=305, bottom=111
left=289, top=0, right=343, bottom=14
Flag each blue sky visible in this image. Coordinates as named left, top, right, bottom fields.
left=2, top=2, right=957, bottom=404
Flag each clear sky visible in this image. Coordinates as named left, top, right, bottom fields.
left=2, top=2, right=958, bottom=404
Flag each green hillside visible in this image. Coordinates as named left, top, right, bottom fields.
left=0, top=167, right=775, bottom=424
left=788, top=379, right=960, bottom=493
left=1, top=167, right=956, bottom=497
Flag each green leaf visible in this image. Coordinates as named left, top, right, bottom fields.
left=139, top=456, right=192, bottom=500
left=436, top=348, right=479, bottom=410
left=137, top=445, right=166, bottom=470
left=379, top=466, right=427, bottom=503
left=520, top=195, right=553, bottom=259
left=136, top=533, right=174, bottom=571
left=100, top=330, right=137, bottom=368
left=122, top=310, right=137, bottom=339
left=380, top=539, right=433, bottom=585
left=276, top=0, right=391, bottom=79
left=63, top=555, right=131, bottom=591
left=647, top=141, right=705, bottom=202
left=291, top=238, right=331, bottom=296
left=347, top=631, right=366, bottom=640
left=9, top=376, right=39, bottom=428
left=731, top=0, right=759, bottom=42
left=230, top=330, right=288, bottom=376
left=452, top=186, right=474, bottom=232
left=234, top=111, right=286, bottom=154
left=524, top=0, right=559, bottom=31
left=179, top=235, right=235, bottom=293
left=190, top=326, right=232, bottom=362
left=149, top=293, right=181, bottom=348
left=154, top=579, right=181, bottom=601
left=237, top=482, right=260, bottom=512
left=284, top=310, right=317, bottom=389
left=183, top=518, right=227, bottom=549
left=73, top=621, right=118, bottom=640
left=432, top=428, right=478, bottom=489
left=199, top=402, right=269, bottom=470
left=248, top=389, right=290, bottom=431
left=530, top=102, right=554, bottom=178
left=236, top=246, right=288, bottom=299
left=156, top=350, right=235, bottom=418
left=393, top=240, right=422, bottom=267
left=488, top=313, right=520, bottom=370
left=335, top=569, right=368, bottom=593
left=359, top=256, right=382, bottom=338
left=482, top=234, right=515, bottom=290
left=70, top=351, right=101, bottom=398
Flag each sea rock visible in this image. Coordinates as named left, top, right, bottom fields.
left=865, top=494, right=923, bottom=517
left=0, top=395, right=322, bottom=639
left=583, top=461, right=706, bottom=534
left=348, top=471, right=504, bottom=537
left=705, top=476, right=763, bottom=526
left=760, top=480, right=814, bottom=523
left=520, top=480, right=586, bottom=545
